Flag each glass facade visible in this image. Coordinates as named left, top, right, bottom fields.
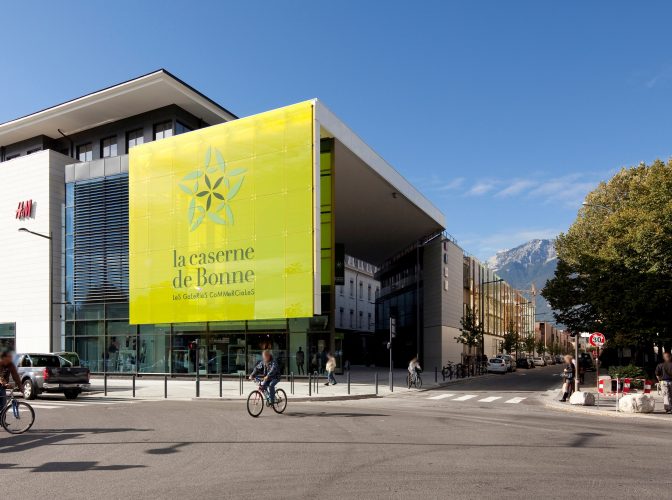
left=64, top=140, right=335, bottom=374
left=0, top=323, right=16, bottom=351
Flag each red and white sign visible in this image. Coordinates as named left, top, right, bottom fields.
left=15, top=199, right=33, bottom=219
left=589, top=332, right=606, bottom=347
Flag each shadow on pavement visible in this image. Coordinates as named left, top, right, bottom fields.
left=0, top=428, right=152, bottom=453
left=0, top=461, right=146, bottom=472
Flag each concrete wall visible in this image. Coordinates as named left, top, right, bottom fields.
left=0, top=150, right=69, bottom=352
left=423, top=238, right=465, bottom=369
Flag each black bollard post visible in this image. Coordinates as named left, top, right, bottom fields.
left=132, top=374, right=136, bottom=398
left=164, top=375, right=167, bottom=399
left=347, top=371, right=351, bottom=395
left=219, top=372, right=223, bottom=398
left=308, top=373, right=312, bottom=396
left=435, top=366, right=438, bottom=383
left=196, top=376, right=200, bottom=398
left=104, top=373, right=108, bottom=397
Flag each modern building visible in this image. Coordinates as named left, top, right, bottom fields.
left=0, top=70, right=446, bottom=374
left=535, top=321, right=570, bottom=354
left=375, top=236, right=535, bottom=369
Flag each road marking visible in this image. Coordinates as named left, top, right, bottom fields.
left=451, top=394, right=477, bottom=401
left=478, top=396, right=502, bottom=403
left=427, top=394, right=454, bottom=400
left=504, top=397, right=526, bottom=404
left=26, top=404, right=62, bottom=409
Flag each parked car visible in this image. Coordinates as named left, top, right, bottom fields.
left=516, top=358, right=532, bottom=369
left=532, top=357, right=545, bottom=366
left=554, top=355, right=563, bottom=364
left=526, top=357, right=536, bottom=368
left=544, top=355, right=555, bottom=365
left=487, top=358, right=507, bottom=374
left=14, top=353, right=90, bottom=400
left=496, top=354, right=516, bottom=372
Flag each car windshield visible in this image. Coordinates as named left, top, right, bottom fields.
left=489, top=359, right=502, bottom=363
left=28, top=355, right=61, bottom=368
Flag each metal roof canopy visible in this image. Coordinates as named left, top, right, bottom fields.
left=0, top=69, right=237, bottom=147
left=315, top=100, right=445, bottom=265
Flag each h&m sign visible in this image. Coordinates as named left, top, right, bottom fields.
left=15, top=200, right=33, bottom=219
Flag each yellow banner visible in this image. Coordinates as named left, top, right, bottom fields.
left=129, top=101, right=315, bottom=324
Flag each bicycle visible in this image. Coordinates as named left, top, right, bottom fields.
left=407, top=370, right=423, bottom=389
left=1, top=390, right=35, bottom=434
left=246, top=377, right=287, bottom=418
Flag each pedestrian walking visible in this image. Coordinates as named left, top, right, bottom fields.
left=655, top=352, right=672, bottom=414
left=325, top=353, right=337, bottom=386
left=560, top=354, right=575, bottom=402
left=296, top=346, right=305, bottom=375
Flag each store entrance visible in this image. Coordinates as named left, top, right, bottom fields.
left=246, top=333, right=288, bottom=375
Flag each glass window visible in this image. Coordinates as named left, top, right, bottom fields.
left=359, top=281, right=363, bottom=299
left=77, top=143, right=93, bottom=162
left=101, top=136, right=117, bottom=158
left=27, top=147, right=41, bottom=154
left=175, top=121, right=192, bottom=135
left=154, top=120, right=173, bottom=140
left=0, top=322, right=15, bottom=352
left=349, top=309, right=354, bottom=328
left=358, top=311, right=363, bottom=328
left=127, top=129, right=144, bottom=150
left=75, top=336, right=105, bottom=372
left=368, top=284, right=372, bottom=301
left=368, top=312, right=372, bottom=330
left=106, top=303, right=129, bottom=319
left=139, top=324, right=170, bottom=373
left=349, top=279, right=354, bottom=297
left=107, top=322, right=136, bottom=373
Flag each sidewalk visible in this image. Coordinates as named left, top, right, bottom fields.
left=86, top=366, right=488, bottom=401
left=544, top=370, right=671, bottom=421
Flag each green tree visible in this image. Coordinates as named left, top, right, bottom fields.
left=535, top=340, right=546, bottom=357
left=501, top=320, right=519, bottom=355
left=543, top=160, right=672, bottom=364
left=456, top=305, right=483, bottom=355
left=524, top=336, right=536, bottom=355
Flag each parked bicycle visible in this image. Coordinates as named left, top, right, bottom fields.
left=441, top=362, right=454, bottom=381
left=407, top=370, right=423, bottom=389
left=246, top=377, right=287, bottom=417
left=1, top=390, right=35, bottom=434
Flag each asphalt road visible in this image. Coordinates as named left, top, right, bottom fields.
left=1, top=365, right=670, bottom=499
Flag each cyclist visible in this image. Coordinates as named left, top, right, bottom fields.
left=0, top=349, right=22, bottom=409
left=408, top=356, right=422, bottom=385
left=249, top=350, right=281, bottom=404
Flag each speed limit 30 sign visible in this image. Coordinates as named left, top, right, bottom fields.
left=589, top=332, right=606, bottom=347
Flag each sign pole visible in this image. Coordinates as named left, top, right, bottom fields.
left=389, top=317, right=396, bottom=392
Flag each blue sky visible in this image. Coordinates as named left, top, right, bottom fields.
left=2, top=1, right=672, bottom=259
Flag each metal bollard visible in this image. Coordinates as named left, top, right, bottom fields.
left=164, top=375, right=167, bottom=399
left=375, top=372, right=378, bottom=395
left=435, top=366, right=438, bottom=383
left=132, top=374, right=136, bottom=398
left=389, top=372, right=394, bottom=392
left=347, top=371, right=351, bottom=395
left=104, top=373, right=108, bottom=396
left=290, top=372, right=294, bottom=395
left=308, top=373, right=312, bottom=396
left=315, top=373, right=319, bottom=394
left=196, top=376, right=200, bottom=398
left=219, top=373, right=223, bottom=398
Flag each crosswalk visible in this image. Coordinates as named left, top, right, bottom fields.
left=425, top=393, right=527, bottom=405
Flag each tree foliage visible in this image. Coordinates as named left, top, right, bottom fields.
left=543, top=160, right=672, bottom=359
left=501, top=320, right=519, bottom=354
left=535, top=340, right=546, bottom=357
left=456, top=305, right=483, bottom=354
left=524, top=336, right=536, bottom=354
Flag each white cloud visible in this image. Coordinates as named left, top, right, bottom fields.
left=496, top=179, right=538, bottom=198
left=466, top=180, right=497, bottom=196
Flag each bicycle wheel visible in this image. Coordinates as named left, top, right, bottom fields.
left=272, top=389, right=287, bottom=414
left=246, top=390, right=264, bottom=418
left=407, top=373, right=412, bottom=389
left=416, top=375, right=423, bottom=389
left=1, top=401, right=35, bottom=434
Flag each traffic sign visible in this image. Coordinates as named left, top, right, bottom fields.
left=589, top=332, right=605, bottom=347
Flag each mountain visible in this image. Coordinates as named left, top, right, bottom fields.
left=487, top=239, right=557, bottom=325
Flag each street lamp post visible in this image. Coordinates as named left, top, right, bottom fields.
left=18, top=228, right=53, bottom=352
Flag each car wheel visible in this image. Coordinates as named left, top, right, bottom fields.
left=64, top=390, right=80, bottom=400
left=22, top=379, right=36, bottom=400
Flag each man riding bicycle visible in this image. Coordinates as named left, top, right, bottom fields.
left=249, top=350, right=281, bottom=404
left=0, top=349, right=22, bottom=409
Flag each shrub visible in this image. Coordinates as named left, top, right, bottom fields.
left=608, top=364, right=646, bottom=379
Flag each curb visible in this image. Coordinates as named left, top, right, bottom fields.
left=544, top=396, right=671, bottom=422
left=195, top=394, right=382, bottom=402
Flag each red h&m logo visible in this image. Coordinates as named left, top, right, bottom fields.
left=16, top=200, right=33, bottom=219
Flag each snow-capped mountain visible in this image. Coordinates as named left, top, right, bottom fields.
left=487, top=239, right=558, bottom=324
